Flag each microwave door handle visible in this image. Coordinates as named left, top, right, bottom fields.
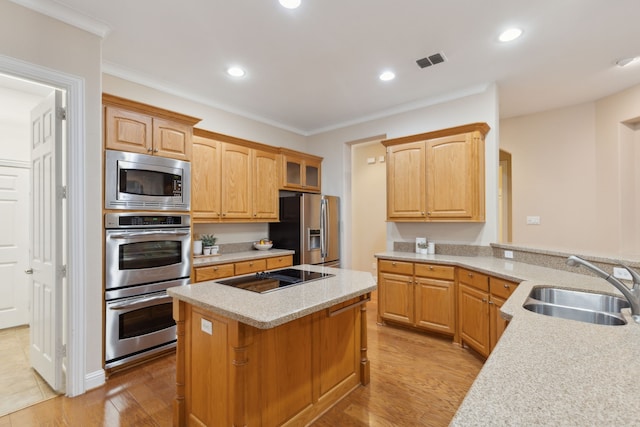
left=109, top=294, right=173, bottom=310
left=109, top=230, right=191, bottom=239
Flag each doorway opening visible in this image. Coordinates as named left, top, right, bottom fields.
left=0, top=73, right=66, bottom=414
left=499, top=149, right=512, bottom=243
left=349, top=137, right=387, bottom=299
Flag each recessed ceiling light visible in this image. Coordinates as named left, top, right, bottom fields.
left=379, top=71, right=395, bottom=82
left=499, top=28, right=523, bottom=42
left=227, top=66, right=246, bottom=77
left=279, top=0, right=301, bottom=9
left=616, top=56, right=640, bottom=67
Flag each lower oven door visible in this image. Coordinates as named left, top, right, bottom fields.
left=105, top=290, right=177, bottom=368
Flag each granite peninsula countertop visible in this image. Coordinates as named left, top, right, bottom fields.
left=375, top=251, right=640, bottom=426
left=193, top=248, right=295, bottom=267
left=168, top=265, right=376, bottom=329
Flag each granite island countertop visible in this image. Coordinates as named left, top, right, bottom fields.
left=168, top=264, right=376, bottom=329
left=375, top=252, right=640, bottom=426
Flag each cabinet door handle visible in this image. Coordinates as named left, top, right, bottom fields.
left=147, top=148, right=153, bottom=153
left=488, top=300, right=494, bottom=305
left=482, top=298, right=487, bottom=303
left=421, top=212, right=425, bottom=216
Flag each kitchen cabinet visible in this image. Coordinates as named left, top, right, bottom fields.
left=174, top=293, right=368, bottom=426
left=458, top=268, right=519, bottom=357
left=191, top=129, right=279, bottom=222
left=378, top=259, right=456, bottom=337
left=280, top=148, right=323, bottom=193
left=193, top=254, right=293, bottom=283
left=382, top=122, right=489, bottom=222
left=489, top=277, right=519, bottom=350
left=103, top=94, right=200, bottom=161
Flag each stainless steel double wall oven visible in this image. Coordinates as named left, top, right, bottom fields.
left=104, top=150, right=193, bottom=369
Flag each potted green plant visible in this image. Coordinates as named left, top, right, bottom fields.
left=200, top=234, right=217, bottom=255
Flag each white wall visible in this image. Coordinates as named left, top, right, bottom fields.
left=501, top=83, right=640, bottom=257
left=0, top=0, right=103, bottom=390
left=307, top=85, right=500, bottom=262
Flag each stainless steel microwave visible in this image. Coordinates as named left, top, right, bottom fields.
left=105, top=150, right=191, bottom=211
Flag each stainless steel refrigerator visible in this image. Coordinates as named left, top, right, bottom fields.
left=269, top=192, right=340, bottom=267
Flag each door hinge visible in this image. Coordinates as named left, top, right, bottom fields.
left=57, top=107, right=66, bottom=120
left=59, top=265, right=67, bottom=278
left=58, top=343, right=67, bottom=358
left=60, top=186, right=67, bottom=199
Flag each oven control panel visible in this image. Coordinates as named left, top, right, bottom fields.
left=105, top=212, right=191, bottom=229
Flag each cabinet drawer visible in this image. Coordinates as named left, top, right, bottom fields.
left=458, top=268, right=489, bottom=292
left=415, top=263, right=454, bottom=280
left=266, top=255, right=293, bottom=270
left=194, top=263, right=235, bottom=283
left=235, top=259, right=267, bottom=275
left=490, top=277, right=519, bottom=299
left=378, top=259, right=414, bottom=275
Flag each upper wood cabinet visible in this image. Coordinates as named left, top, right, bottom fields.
left=103, top=94, right=200, bottom=161
left=382, top=122, right=489, bottom=222
left=279, top=148, right=322, bottom=193
left=191, top=129, right=279, bottom=223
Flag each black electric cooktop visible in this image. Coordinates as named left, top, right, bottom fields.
left=216, top=268, right=335, bottom=294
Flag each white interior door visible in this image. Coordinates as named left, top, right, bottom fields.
left=29, top=90, right=63, bottom=392
left=0, top=164, right=30, bottom=329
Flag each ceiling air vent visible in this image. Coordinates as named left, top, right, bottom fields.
left=416, top=52, right=447, bottom=69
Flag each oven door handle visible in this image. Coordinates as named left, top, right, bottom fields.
left=109, top=230, right=191, bottom=239
left=108, top=294, right=173, bottom=310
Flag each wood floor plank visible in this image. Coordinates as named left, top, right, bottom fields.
left=0, top=301, right=483, bottom=426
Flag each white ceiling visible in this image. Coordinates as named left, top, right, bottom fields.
left=10, top=0, right=640, bottom=135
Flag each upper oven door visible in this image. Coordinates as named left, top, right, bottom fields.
left=105, top=228, right=191, bottom=289
left=105, top=150, right=191, bottom=211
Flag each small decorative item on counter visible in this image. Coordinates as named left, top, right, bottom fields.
left=416, top=237, right=428, bottom=254
left=201, top=234, right=217, bottom=255
left=193, top=239, right=203, bottom=256
left=427, top=241, right=435, bottom=255
left=254, top=238, right=273, bottom=251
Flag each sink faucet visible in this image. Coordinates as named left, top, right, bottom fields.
left=566, top=255, right=640, bottom=323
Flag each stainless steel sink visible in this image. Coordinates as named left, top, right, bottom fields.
left=528, top=287, right=630, bottom=312
left=523, top=287, right=629, bottom=326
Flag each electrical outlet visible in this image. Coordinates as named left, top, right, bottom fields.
left=504, top=250, right=514, bottom=259
left=201, top=318, right=213, bottom=335
left=613, top=267, right=633, bottom=281
left=526, top=216, right=541, bottom=225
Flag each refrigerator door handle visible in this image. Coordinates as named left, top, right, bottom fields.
left=320, top=198, right=328, bottom=258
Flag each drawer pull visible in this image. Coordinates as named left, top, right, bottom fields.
left=429, top=266, right=434, bottom=270
left=504, top=284, right=510, bottom=289
left=213, top=267, right=218, bottom=271
left=392, top=262, right=397, bottom=266
left=468, top=273, right=473, bottom=277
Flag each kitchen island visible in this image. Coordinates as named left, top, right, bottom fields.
left=167, top=265, right=376, bottom=427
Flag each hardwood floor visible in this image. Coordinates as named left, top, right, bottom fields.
left=0, top=301, right=484, bottom=426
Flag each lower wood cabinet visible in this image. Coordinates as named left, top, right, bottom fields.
left=175, top=295, right=368, bottom=426
left=378, top=259, right=456, bottom=338
left=458, top=268, right=519, bottom=357
left=193, top=255, right=293, bottom=283
left=378, top=257, right=519, bottom=358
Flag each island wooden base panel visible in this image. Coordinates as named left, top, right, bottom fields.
left=0, top=300, right=483, bottom=427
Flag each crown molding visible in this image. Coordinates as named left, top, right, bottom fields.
left=10, top=0, right=111, bottom=38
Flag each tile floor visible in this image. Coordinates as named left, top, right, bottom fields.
left=0, top=326, right=58, bottom=417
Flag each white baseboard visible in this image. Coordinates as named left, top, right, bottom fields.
left=84, top=369, right=106, bottom=391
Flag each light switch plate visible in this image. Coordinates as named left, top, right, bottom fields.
left=201, top=318, right=213, bottom=335
left=613, top=267, right=633, bottom=281
left=526, top=216, right=541, bottom=225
